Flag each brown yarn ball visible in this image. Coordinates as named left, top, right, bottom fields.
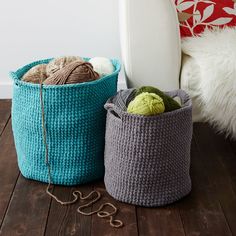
left=46, top=56, right=84, bottom=77
left=43, top=61, right=100, bottom=85
left=22, top=64, right=48, bottom=84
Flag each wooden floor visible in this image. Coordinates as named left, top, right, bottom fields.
left=0, top=100, right=236, bottom=236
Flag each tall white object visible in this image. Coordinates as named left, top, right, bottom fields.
left=119, top=0, right=181, bottom=90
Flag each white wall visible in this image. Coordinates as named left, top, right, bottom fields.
left=0, top=0, right=124, bottom=98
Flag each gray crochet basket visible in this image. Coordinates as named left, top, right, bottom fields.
left=104, top=89, right=192, bottom=207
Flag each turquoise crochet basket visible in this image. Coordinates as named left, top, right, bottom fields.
left=10, top=58, right=121, bottom=185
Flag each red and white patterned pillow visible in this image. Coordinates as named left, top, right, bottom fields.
left=175, top=0, right=236, bottom=37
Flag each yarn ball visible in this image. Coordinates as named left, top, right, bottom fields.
left=43, top=61, right=99, bottom=85
left=127, top=92, right=165, bottom=116
left=22, top=64, right=48, bottom=84
left=46, top=56, right=84, bottom=77
left=89, top=57, right=114, bottom=76
left=135, top=86, right=181, bottom=112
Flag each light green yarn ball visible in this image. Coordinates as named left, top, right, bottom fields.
left=127, top=92, right=165, bottom=116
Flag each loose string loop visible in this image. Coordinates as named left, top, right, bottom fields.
left=39, top=80, right=123, bottom=228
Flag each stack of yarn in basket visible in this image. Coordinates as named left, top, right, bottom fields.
left=116, top=86, right=182, bottom=116
left=22, top=56, right=115, bottom=85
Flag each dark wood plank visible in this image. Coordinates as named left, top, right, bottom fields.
left=194, top=123, right=236, bottom=234
left=0, top=120, right=19, bottom=227
left=196, top=125, right=236, bottom=233
left=178, top=135, right=231, bottom=236
left=91, top=181, right=138, bottom=236
left=229, top=139, right=236, bottom=155
left=45, top=183, right=93, bottom=236
left=0, top=100, right=11, bottom=136
left=137, top=205, right=185, bottom=236
left=0, top=176, right=52, bottom=236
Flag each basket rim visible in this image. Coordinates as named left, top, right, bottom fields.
left=106, top=89, right=192, bottom=120
left=9, top=57, right=121, bottom=89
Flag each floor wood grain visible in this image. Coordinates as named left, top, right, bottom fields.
left=0, top=119, right=19, bottom=228
left=0, top=100, right=11, bottom=136
left=0, top=100, right=236, bottom=236
left=45, top=184, right=93, bottom=236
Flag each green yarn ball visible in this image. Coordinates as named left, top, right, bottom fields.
left=135, top=86, right=181, bottom=112
left=127, top=92, right=165, bottom=116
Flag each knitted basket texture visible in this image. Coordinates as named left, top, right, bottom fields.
left=104, top=89, right=192, bottom=207
left=10, top=58, right=120, bottom=185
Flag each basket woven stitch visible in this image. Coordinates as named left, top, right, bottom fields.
left=104, top=89, right=192, bottom=207
left=10, top=58, right=120, bottom=185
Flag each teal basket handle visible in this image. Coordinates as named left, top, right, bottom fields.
left=9, top=71, right=20, bottom=85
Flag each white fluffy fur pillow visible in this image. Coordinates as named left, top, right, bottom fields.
left=180, top=53, right=205, bottom=122
left=182, top=27, right=236, bottom=139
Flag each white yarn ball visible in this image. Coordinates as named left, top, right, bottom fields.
left=89, top=57, right=114, bottom=76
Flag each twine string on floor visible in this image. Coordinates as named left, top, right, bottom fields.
left=39, top=80, right=123, bottom=228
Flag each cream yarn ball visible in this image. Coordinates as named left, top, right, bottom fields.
left=46, top=56, right=84, bottom=77
left=89, top=57, right=114, bottom=77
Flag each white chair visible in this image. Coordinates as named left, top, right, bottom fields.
left=119, top=0, right=181, bottom=91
